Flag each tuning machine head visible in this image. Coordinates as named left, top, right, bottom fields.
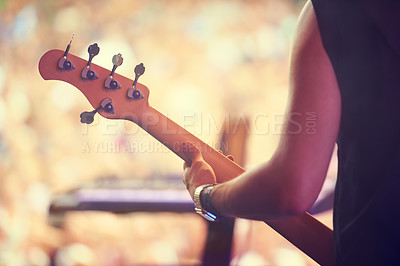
left=81, top=43, right=99, bottom=80
left=127, top=63, right=145, bottom=99
left=58, top=35, right=75, bottom=71
left=80, top=98, right=114, bottom=124
left=104, top=53, right=123, bottom=90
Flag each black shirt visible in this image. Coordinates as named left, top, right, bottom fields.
left=311, top=0, right=400, bottom=265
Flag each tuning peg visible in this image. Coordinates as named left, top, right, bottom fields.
left=104, top=53, right=123, bottom=90
left=80, top=106, right=101, bottom=124
left=111, top=53, right=123, bottom=75
left=127, top=63, right=145, bottom=99
left=133, top=63, right=145, bottom=86
left=58, top=34, right=75, bottom=71
left=81, top=43, right=99, bottom=80
left=87, top=43, right=100, bottom=65
left=80, top=98, right=114, bottom=124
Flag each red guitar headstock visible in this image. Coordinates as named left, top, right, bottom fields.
left=38, top=39, right=150, bottom=124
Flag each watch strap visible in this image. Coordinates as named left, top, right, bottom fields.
left=193, top=184, right=222, bottom=222
left=203, top=185, right=224, bottom=219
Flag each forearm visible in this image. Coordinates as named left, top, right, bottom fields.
left=209, top=156, right=319, bottom=221
left=210, top=164, right=285, bottom=221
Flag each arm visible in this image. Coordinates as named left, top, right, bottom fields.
left=183, top=0, right=341, bottom=221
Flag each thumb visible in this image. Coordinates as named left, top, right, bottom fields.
left=182, top=141, right=203, bottom=166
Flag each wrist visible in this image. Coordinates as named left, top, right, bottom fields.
left=193, top=184, right=224, bottom=222
left=202, top=184, right=224, bottom=218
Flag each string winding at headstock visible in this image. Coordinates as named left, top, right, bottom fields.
left=38, top=37, right=150, bottom=124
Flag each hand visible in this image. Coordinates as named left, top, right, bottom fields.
left=182, top=142, right=234, bottom=199
left=182, top=142, right=217, bottom=200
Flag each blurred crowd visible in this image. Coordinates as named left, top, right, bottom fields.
left=0, top=0, right=335, bottom=265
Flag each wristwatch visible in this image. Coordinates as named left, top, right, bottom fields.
left=193, top=184, right=222, bottom=222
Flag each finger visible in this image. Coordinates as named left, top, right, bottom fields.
left=218, top=150, right=234, bottom=162
left=182, top=141, right=203, bottom=165
left=183, top=161, right=190, bottom=170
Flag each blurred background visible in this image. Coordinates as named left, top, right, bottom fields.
left=0, top=0, right=336, bottom=265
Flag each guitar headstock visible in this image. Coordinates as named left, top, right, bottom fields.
left=38, top=39, right=150, bottom=124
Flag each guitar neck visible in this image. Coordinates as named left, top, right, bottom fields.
left=136, top=106, right=246, bottom=183
left=133, top=105, right=334, bottom=266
